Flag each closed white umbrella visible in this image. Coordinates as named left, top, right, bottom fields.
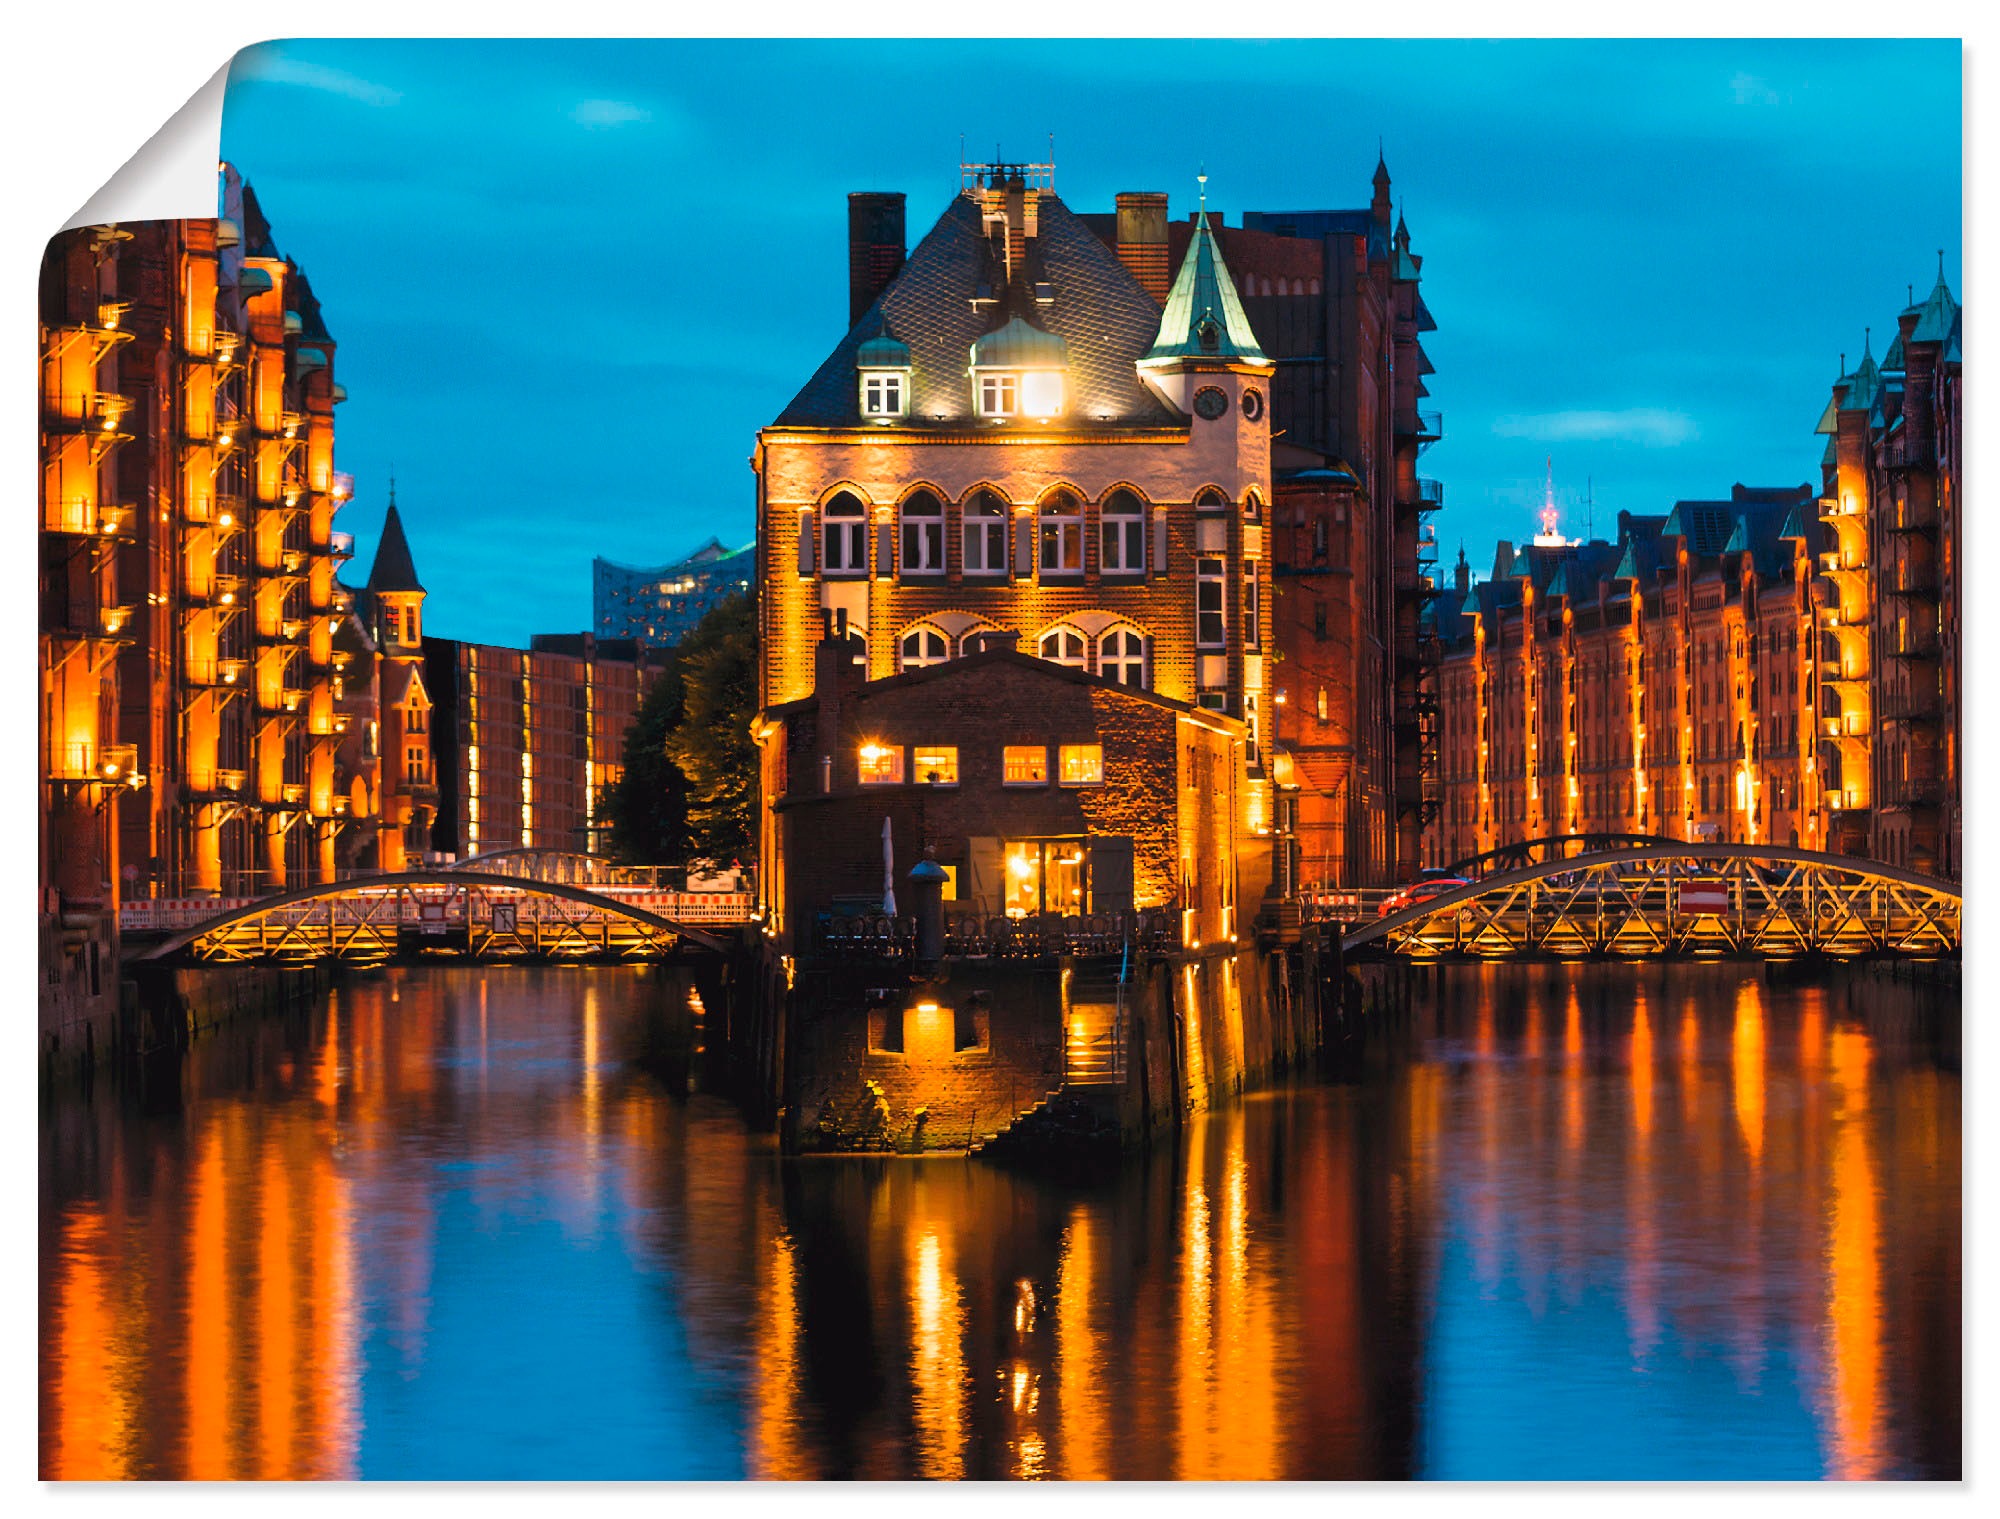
left=882, top=816, right=897, bottom=916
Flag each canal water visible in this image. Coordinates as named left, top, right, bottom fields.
left=39, top=962, right=1959, bottom=1480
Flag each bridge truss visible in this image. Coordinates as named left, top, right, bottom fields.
left=1343, top=845, right=1960, bottom=961
left=140, top=871, right=730, bottom=967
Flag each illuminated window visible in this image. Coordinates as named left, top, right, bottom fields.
left=1039, top=626, right=1086, bottom=668
left=1098, top=627, right=1147, bottom=687
left=1197, top=557, right=1226, bottom=647
left=1100, top=489, right=1145, bottom=575
left=861, top=371, right=905, bottom=417
left=899, top=489, right=944, bottom=576
left=1058, top=744, right=1104, bottom=786
left=1038, top=491, right=1083, bottom=576
left=1019, top=370, right=1062, bottom=418
left=1003, top=745, right=1048, bottom=785
left=858, top=743, right=903, bottom=785
left=822, top=491, right=867, bottom=577
left=899, top=626, right=950, bottom=671
left=963, top=489, right=1008, bottom=576
left=913, top=746, right=958, bottom=786
left=978, top=373, right=1019, bottom=416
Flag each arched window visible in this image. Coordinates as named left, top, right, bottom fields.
left=899, top=489, right=944, bottom=577
left=1195, top=486, right=1228, bottom=514
left=1098, top=627, right=1147, bottom=687
left=1243, top=488, right=1263, bottom=521
left=899, top=625, right=950, bottom=671
left=1100, top=489, right=1145, bottom=576
left=963, top=489, right=1008, bottom=577
left=1038, top=490, right=1083, bottom=577
left=822, top=491, right=867, bottom=578
left=1038, top=626, right=1087, bottom=669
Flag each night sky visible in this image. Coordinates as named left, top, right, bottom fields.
left=218, top=38, right=1961, bottom=647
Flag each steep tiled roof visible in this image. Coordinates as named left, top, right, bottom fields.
left=773, top=194, right=1176, bottom=428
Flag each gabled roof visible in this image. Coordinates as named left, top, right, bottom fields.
left=366, top=503, right=424, bottom=594
left=773, top=194, right=1175, bottom=428
left=1142, top=209, right=1270, bottom=367
left=1911, top=267, right=1959, bottom=345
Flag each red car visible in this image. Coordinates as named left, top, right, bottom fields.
left=1378, top=873, right=1472, bottom=917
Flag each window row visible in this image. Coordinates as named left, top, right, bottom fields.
left=857, top=742, right=1104, bottom=788
left=804, top=485, right=1261, bottom=580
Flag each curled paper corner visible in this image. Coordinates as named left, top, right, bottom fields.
left=61, top=57, right=235, bottom=233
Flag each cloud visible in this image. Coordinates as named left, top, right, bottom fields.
left=232, top=49, right=401, bottom=107
left=571, top=99, right=651, bottom=129
left=1730, top=71, right=1785, bottom=106
left=1491, top=409, right=1699, bottom=447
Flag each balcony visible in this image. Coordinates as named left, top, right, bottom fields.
left=1414, top=409, right=1444, bottom=444
left=1887, top=502, right=1939, bottom=536
left=329, top=530, right=354, bottom=560
left=99, top=603, right=137, bottom=639
left=1416, top=477, right=1445, bottom=511
left=1887, top=631, right=1941, bottom=661
left=1820, top=713, right=1870, bottom=739
left=1888, top=568, right=1940, bottom=601
left=282, top=782, right=308, bottom=807
left=1826, top=788, right=1868, bottom=813
left=217, top=768, right=246, bottom=794
left=95, top=744, right=140, bottom=785
left=45, top=391, right=133, bottom=437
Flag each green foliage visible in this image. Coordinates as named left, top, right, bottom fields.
left=603, top=590, right=757, bottom=865
left=663, top=591, right=757, bottom=858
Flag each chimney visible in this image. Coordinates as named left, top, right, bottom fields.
left=1115, top=191, right=1171, bottom=303
left=847, top=192, right=906, bottom=325
left=813, top=610, right=868, bottom=785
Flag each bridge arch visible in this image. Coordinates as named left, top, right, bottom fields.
left=140, top=870, right=732, bottom=964
left=1345, top=844, right=1960, bottom=960
left=1438, top=832, right=1688, bottom=880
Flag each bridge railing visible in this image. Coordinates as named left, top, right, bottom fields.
left=812, top=910, right=1181, bottom=962
left=121, top=884, right=754, bottom=934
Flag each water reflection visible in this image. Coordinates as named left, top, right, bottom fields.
left=40, top=962, right=1958, bottom=1479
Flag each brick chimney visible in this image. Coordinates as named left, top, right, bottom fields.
left=1115, top=191, right=1171, bottom=303
left=847, top=192, right=906, bottom=324
left=813, top=610, right=868, bottom=790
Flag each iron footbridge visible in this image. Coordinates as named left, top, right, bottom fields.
left=136, top=871, right=735, bottom=967
left=1341, top=845, right=1960, bottom=962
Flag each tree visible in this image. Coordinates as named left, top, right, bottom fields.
left=602, top=589, right=757, bottom=865
left=663, top=591, right=757, bottom=858
left=603, top=654, right=689, bottom=864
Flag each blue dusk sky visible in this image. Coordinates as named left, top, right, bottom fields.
left=219, top=37, right=1962, bottom=648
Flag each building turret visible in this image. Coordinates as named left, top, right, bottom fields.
left=1137, top=178, right=1272, bottom=416
left=366, top=487, right=427, bottom=654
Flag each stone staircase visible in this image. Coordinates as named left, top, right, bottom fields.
left=967, top=1086, right=1065, bottom=1157
left=1065, top=960, right=1129, bottom=1088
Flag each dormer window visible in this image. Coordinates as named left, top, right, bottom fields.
left=862, top=371, right=905, bottom=417
left=855, top=330, right=911, bottom=423
left=970, top=316, right=1068, bottom=423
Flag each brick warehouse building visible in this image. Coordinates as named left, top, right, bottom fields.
left=745, top=157, right=1344, bottom=1152
left=1074, top=158, right=1443, bottom=889
left=39, top=169, right=373, bottom=1052
left=755, top=159, right=1280, bottom=903
left=1426, top=266, right=1960, bottom=879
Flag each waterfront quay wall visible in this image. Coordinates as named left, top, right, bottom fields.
left=42, top=939, right=330, bottom=1082
left=752, top=937, right=1325, bottom=1155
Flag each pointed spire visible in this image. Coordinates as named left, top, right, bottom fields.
left=367, top=497, right=425, bottom=594
left=1911, top=253, right=1959, bottom=343
left=1373, top=139, right=1390, bottom=185
left=1139, top=176, right=1269, bottom=367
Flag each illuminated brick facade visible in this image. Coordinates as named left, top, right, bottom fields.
left=39, top=168, right=362, bottom=921
left=756, top=162, right=1278, bottom=917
